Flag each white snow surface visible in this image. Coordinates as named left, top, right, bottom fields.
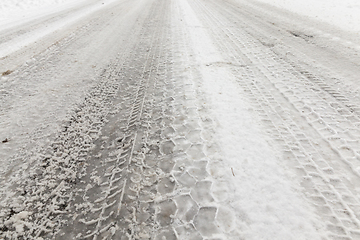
left=0, top=0, right=119, bottom=59
left=179, top=0, right=325, bottom=238
left=0, top=0, right=85, bottom=29
left=2, top=0, right=359, bottom=33
left=250, top=0, right=360, bottom=32
left=0, top=0, right=73, bottom=10
left=1, top=0, right=359, bottom=238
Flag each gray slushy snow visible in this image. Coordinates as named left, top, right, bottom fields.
left=1, top=0, right=360, bottom=239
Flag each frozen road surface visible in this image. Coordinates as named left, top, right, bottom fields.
left=1, top=0, right=360, bottom=239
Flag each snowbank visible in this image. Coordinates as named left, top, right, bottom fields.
left=0, top=0, right=86, bottom=30
left=252, top=0, right=360, bottom=32
left=0, top=0, right=72, bottom=11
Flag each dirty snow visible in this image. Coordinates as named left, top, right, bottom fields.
left=1, top=0, right=360, bottom=238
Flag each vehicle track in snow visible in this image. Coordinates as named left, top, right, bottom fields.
left=2, top=0, right=360, bottom=239
left=1, top=0, right=233, bottom=239
left=0, top=0, right=146, bottom=184
left=189, top=0, right=360, bottom=238
left=53, top=0, right=233, bottom=238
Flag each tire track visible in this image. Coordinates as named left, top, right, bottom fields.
left=0, top=0, right=230, bottom=238
left=0, top=0, right=138, bottom=178
left=64, top=1, right=169, bottom=238
left=189, top=0, right=360, bottom=238
left=64, top=0, right=236, bottom=238
left=0, top=1, right=153, bottom=238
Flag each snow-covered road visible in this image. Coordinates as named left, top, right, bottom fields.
left=1, top=0, right=360, bottom=239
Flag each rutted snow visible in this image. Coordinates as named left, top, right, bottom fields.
left=1, top=0, right=359, bottom=238
left=249, top=0, right=360, bottom=32
left=178, top=0, right=325, bottom=238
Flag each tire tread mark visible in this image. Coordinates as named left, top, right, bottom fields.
left=190, top=0, right=360, bottom=238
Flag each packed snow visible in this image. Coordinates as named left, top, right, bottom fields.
left=1, top=0, right=360, bottom=238
left=179, top=0, right=325, bottom=237
left=1, top=0, right=358, bottom=57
